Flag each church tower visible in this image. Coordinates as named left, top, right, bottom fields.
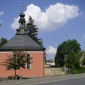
left=16, top=12, right=28, bottom=34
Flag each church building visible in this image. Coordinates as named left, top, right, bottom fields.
left=0, top=12, right=45, bottom=77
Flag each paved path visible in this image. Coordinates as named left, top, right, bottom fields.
left=0, top=74, right=85, bottom=85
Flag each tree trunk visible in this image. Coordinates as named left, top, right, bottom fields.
left=15, top=68, right=16, bottom=76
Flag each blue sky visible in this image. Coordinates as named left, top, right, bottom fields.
left=0, top=0, right=85, bottom=60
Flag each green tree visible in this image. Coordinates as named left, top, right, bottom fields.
left=66, top=51, right=80, bottom=68
left=26, top=16, right=40, bottom=45
left=0, top=24, right=1, bottom=26
left=55, top=39, right=81, bottom=67
left=82, top=55, right=85, bottom=66
left=0, top=38, right=7, bottom=47
left=3, top=51, right=30, bottom=76
left=77, top=51, right=84, bottom=58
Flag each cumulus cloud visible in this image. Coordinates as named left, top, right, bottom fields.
left=46, top=46, right=57, bottom=59
left=46, top=46, right=57, bottom=55
left=11, top=3, right=79, bottom=32
left=0, top=11, right=3, bottom=15
left=11, top=18, right=19, bottom=30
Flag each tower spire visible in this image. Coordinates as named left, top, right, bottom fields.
left=16, top=5, right=28, bottom=35
left=21, top=3, right=23, bottom=13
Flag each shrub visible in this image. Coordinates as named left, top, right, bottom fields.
left=71, top=67, right=85, bottom=74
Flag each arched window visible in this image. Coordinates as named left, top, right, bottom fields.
left=26, top=54, right=31, bottom=69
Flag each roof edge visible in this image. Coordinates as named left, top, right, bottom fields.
left=0, top=48, right=45, bottom=51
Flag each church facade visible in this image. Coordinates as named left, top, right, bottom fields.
left=0, top=12, right=45, bottom=77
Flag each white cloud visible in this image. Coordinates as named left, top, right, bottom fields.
left=46, top=46, right=57, bottom=55
left=0, top=11, right=3, bottom=15
left=84, top=35, right=85, bottom=38
left=11, top=3, right=79, bottom=32
left=46, top=46, right=57, bottom=59
left=11, top=18, right=19, bottom=30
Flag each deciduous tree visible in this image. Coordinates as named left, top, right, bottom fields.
left=82, top=54, right=85, bottom=66
left=55, top=39, right=81, bottom=67
left=66, top=51, right=80, bottom=68
left=3, top=51, right=30, bottom=76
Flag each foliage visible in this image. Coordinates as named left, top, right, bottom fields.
left=3, top=51, right=30, bottom=76
left=55, top=39, right=81, bottom=67
left=26, top=16, right=41, bottom=45
left=71, top=67, right=85, bottom=74
left=38, top=39, right=43, bottom=47
left=0, top=38, right=7, bottom=47
left=0, top=24, right=1, bottom=26
left=82, top=55, right=85, bottom=66
left=66, top=51, right=80, bottom=68
left=55, top=52, right=65, bottom=67
left=77, top=51, right=84, bottom=58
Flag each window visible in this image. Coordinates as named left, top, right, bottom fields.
left=26, top=54, right=31, bottom=69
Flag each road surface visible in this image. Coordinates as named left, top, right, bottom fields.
left=31, top=75, right=85, bottom=85
left=0, top=74, right=85, bottom=85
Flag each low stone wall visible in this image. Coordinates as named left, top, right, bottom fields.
left=45, top=66, right=66, bottom=76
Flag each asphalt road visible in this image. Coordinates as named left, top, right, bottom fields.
left=0, top=74, right=85, bottom=85
left=32, top=76, right=85, bottom=85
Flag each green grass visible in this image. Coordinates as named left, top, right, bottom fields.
left=71, top=67, right=85, bottom=74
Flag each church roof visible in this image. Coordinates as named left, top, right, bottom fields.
left=0, top=34, right=44, bottom=51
